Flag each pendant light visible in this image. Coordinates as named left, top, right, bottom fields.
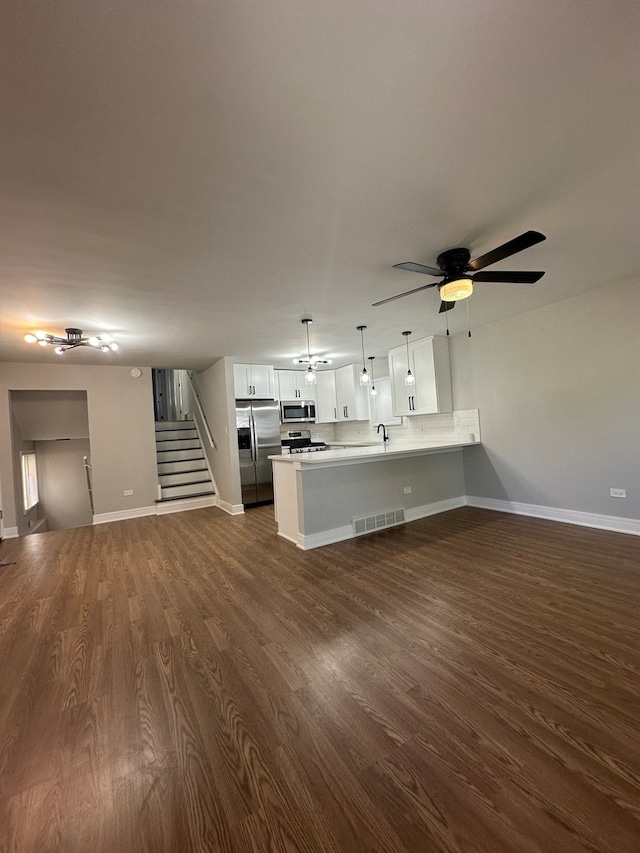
left=301, top=318, right=316, bottom=385
left=368, top=356, right=378, bottom=396
left=357, top=325, right=370, bottom=385
left=402, top=331, right=415, bottom=386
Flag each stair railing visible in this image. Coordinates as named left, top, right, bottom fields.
left=185, top=371, right=216, bottom=450
left=83, top=456, right=95, bottom=514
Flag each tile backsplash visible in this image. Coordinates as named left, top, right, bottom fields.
left=331, top=408, right=480, bottom=443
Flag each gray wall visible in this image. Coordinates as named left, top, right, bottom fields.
left=11, top=390, right=89, bottom=440
left=35, top=438, right=93, bottom=530
left=194, top=357, right=242, bottom=511
left=451, top=277, right=639, bottom=519
left=0, top=363, right=158, bottom=532
left=301, top=451, right=465, bottom=535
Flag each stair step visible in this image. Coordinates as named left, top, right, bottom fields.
left=156, top=448, right=205, bottom=463
left=156, top=438, right=200, bottom=451
left=155, top=490, right=216, bottom=504
left=154, top=428, right=198, bottom=441
left=159, top=469, right=209, bottom=487
left=155, top=419, right=194, bottom=431
left=161, top=481, right=214, bottom=500
left=157, top=458, right=206, bottom=474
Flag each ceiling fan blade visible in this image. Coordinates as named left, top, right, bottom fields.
left=372, top=282, right=437, bottom=307
left=468, top=230, right=546, bottom=271
left=439, top=300, right=456, bottom=313
left=392, top=261, right=444, bottom=276
left=472, top=270, right=545, bottom=283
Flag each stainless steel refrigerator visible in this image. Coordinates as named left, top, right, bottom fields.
left=236, top=399, right=281, bottom=507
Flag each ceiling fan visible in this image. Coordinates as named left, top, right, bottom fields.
left=374, top=230, right=546, bottom=313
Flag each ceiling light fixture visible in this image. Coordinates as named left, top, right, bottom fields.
left=301, top=318, right=316, bottom=385
left=357, top=325, right=369, bottom=385
left=368, top=356, right=377, bottom=397
left=24, top=327, right=119, bottom=354
left=402, top=331, right=415, bottom=386
left=439, top=276, right=474, bottom=302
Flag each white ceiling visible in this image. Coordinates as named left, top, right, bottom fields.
left=1, top=0, right=638, bottom=370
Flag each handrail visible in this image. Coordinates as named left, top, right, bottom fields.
left=185, top=371, right=216, bottom=449
left=83, top=456, right=95, bottom=514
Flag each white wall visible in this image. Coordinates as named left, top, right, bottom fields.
left=0, top=363, right=158, bottom=532
left=194, top=357, right=242, bottom=512
left=451, top=278, right=640, bottom=520
left=35, top=438, right=93, bottom=530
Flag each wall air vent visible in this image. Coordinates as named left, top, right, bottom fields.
left=353, top=507, right=405, bottom=537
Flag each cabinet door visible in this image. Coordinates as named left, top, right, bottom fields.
left=388, top=347, right=413, bottom=416
left=277, top=370, right=299, bottom=400
left=335, top=365, right=368, bottom=421
left=250, top=364, right=275, bottom=399
left=234, top=364, right=252, bottom=397
left=315, top=371, right=337, bottom=422
left=297, top=373, right=317, bottom=402
left=412, top=337, right=452, bottom=414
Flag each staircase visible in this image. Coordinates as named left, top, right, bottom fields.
left=155, top=419, right=216, bottom=503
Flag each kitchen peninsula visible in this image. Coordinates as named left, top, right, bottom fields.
left=270, top=434, right=480, bottom=550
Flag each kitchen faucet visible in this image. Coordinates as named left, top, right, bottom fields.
left=376, top=423, right=389, bottom=442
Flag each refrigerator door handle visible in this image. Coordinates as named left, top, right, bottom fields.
left=250, top=415, right=257, bottom=462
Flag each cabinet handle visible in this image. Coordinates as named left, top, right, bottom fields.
left=334, top=407, right=337, bottom=419
left=344, top=406, right=348, bottom=418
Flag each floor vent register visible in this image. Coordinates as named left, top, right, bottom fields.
left=353, top=507, right=405, bottom=536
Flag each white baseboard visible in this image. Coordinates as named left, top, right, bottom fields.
left=155, top=495, right=218, bottom=515
left=2, top=526, right=19, bottom=539
left=465, top=495, right=640, bottom=536
left=93, top=506, right=157, bottom=525
left=217, top=500, right=245, bottom=516
left=297, top=496, right=467, bottom=550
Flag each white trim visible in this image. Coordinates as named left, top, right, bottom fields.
left=217, top=499, right=245, bottom=516
left=93, top=506, right=157, bottom=525
left=3, top=526, right=19, bottom=539
left=296, top=496, right=467, bottom=550
left=155, top=494, right=218, bottom=515
left=465, top=496, right=640, bottom=536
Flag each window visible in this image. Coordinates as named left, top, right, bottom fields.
left=21, top=451, right=39, bottom=513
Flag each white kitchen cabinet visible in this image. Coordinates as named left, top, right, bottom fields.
left=234, top=363, right=276, bottom=399
left=276, top=370, right=317, bottom=402
left=335, top=364, right=369, bottom=422
left=388, top=335, right=452, bottom=416
left=315, top=370, right=338, bottom=422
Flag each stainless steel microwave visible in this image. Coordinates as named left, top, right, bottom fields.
left=280, top=400, right=316, bottom=423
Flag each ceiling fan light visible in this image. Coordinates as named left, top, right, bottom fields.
left=440, top=277, right=473, bottom=302
left=38, top=338, right=48, bottom=346
left=54, top=346, right=65, bottom=355
left=109, top=342, right=119, bottom=351
left=35, top=330, right=47, bottom=340
left=24, top=333, right=37, bottom=343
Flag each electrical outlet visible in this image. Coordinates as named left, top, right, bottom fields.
left=403, top=486, right=412, bottom=494
left=609, top=488, right=626, bottom=498
left=124, top=489, right=134, bottom=496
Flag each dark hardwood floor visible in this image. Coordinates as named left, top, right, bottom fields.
left=0, top=506, right=639, bottom=852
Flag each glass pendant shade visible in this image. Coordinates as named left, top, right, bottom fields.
left=402, top=330, right=415, bottom=386
left=357, top=325, right=370, bottom=384
left=440, top=277, right=473, bottom=302
left=304, top=366, right=316, bottom=385
left=367, top=356, right=377, bottom=396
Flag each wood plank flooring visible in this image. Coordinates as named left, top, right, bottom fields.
left=0, top=506, right=639, bottom=852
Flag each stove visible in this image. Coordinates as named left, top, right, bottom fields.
left=281, top=429, right=327, bottom=454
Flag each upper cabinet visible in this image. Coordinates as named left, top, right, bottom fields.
left=234, top=363, right=276, bottom=399
left=334, top=364, right=369, bottom=422
left=276, top=370, right=317, bottom=402
left=315, top=370, right=337, bottom=422
left=388, top=336, right=452, bottom=416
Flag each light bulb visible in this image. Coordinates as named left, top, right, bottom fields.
left=109, top=342, right=119, bottom=351
left=370, top=385, right=378, bottom=397
left=304, top=367, right=316, bottom=385
left=38, top=338, right=48, bottom=347
left=100, top=333, right=111, bottom=343
left=404, top=370, right=416, bottom=387
left=55, top=346, right=64, bottom=355
left=24, top=333, right=37, bottom=343
left=360, top=368, right=369, bottom=385
left=88, top=336, right=100, bottom=347
left=101, top=345, right=110, bottom=352
left=35, top=330, right=46, bottom=340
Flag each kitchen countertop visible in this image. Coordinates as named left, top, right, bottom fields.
left=270, top=435, right=479, bottom=468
